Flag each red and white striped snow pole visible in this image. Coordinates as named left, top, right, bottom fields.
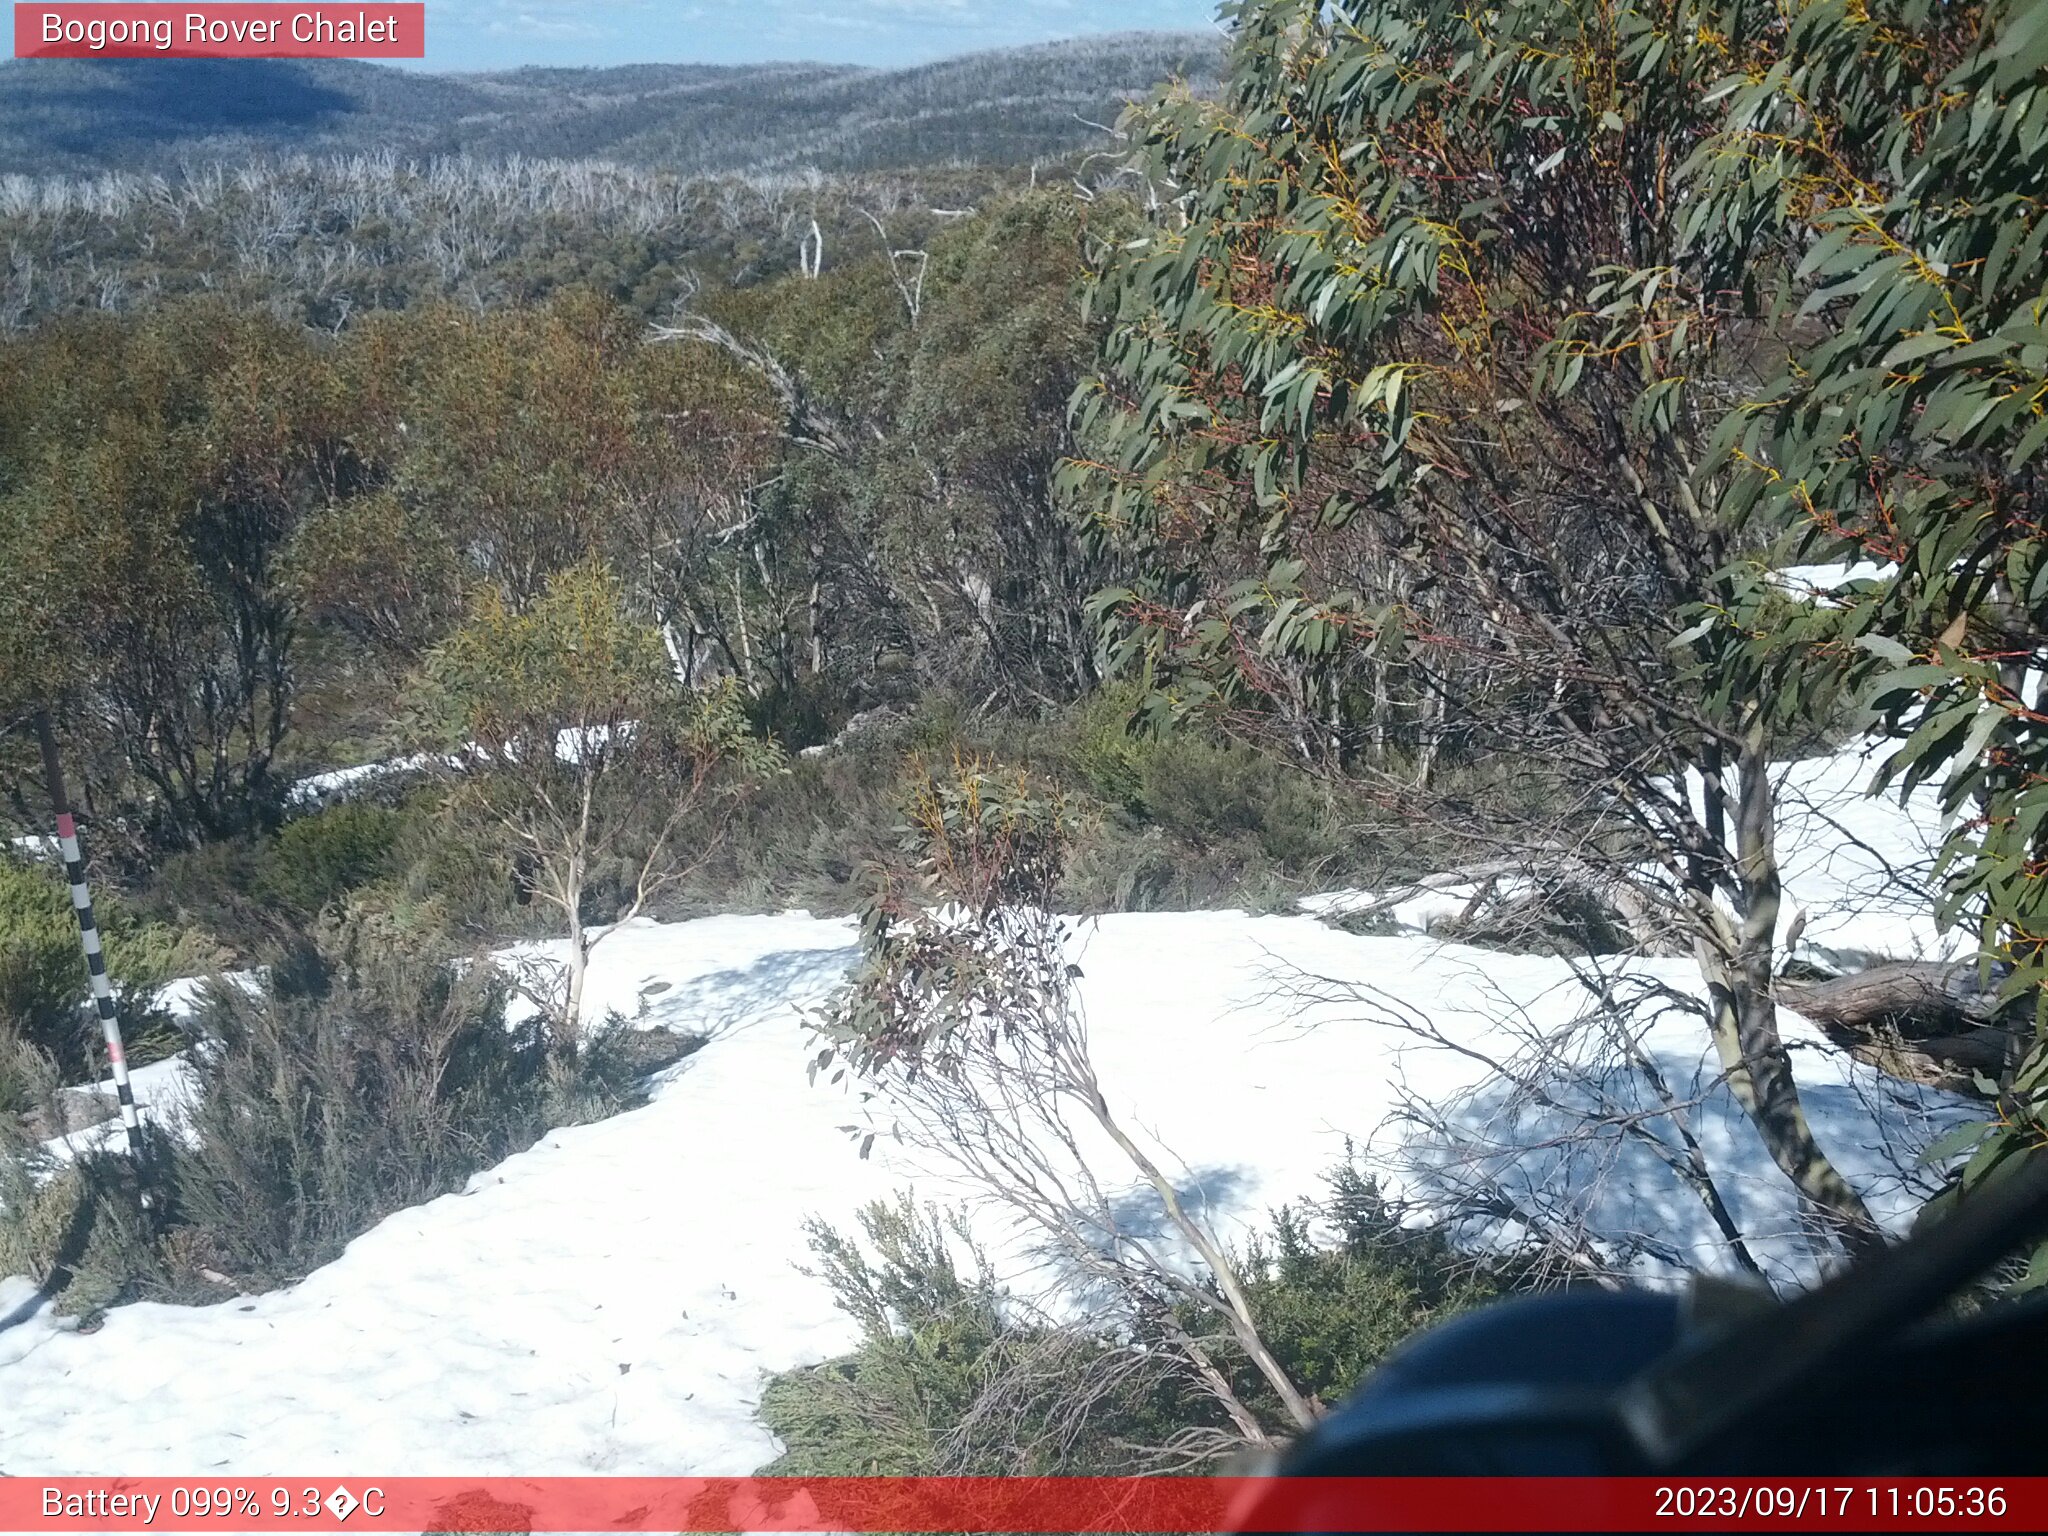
left=35, top=710, right=144, bottom=1162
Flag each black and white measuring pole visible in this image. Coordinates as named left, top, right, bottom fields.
left=34, top=710, right=143, bottom=1161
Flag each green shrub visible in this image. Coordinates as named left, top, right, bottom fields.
left=0, top=1135, right=198, bottom=1319
left=1132, top=735, right=1341, bottom=865
left=0, top=1023, right=58, bottom=1121
left=256, top=804, right=402, bottom=919
left=1228, top=1157, right=1525, bottom=1415
left=544, top=1013, right=704, bottom=1129
left=307, top=686, right=1560, bottom=927
left=650, top=737, right=912, bottom=919
left=1056, top=691, right=1378, bottom=902
left=647, top=695, right=1384, bottom=919
left=0, top=865, right=79, bottom=1060
left=143, top=802, right=420, bottom=956
left=165, top=934, right=545, bottom=1287
left=0, top=913, right=689, bottom=1317
left=761, top=1197, right=1196, bottom=1477
left=761, top=1198, right=1013, bottom=1475
left=1067, top=684, right=1150, bottom=814
left=0, top=1147, right=92, bottom=1294
left=132, top=839, right=269, bottom=952
left=0, top=856, right=211, bottom=1080
left=151, top=793, right=525, bottom=960
left=0, top=1069, right=166, bottom=1316
left=763, top=1162, right=1540, bottom=1474
left=1058, top=820, right=1184, bottom=911
left=388, top=797, right=529, bottom=939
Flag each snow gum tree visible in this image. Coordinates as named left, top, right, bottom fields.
left=0, top=303, right=394, bottom=850
left=415, top=559, right=779, bottom=1038
left=1674, top=3, right=2048, bottom=1264
left=1064, top=0, right=1906, bottom=1261
left=813, top=755, right=1320, bottom=1452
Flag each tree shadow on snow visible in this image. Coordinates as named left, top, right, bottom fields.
left=1387, top=1041, right=1964, bottom=1292
left=628, top=943, right=861, bottom=1045
left=1024, top=1164, right=1257, bottom=1313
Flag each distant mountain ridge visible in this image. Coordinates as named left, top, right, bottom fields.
left=0, top=33, right=1225, bottom=177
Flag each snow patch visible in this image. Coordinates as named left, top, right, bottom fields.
left=0, top=902, right=1971, bottom=1474
left=0, top=739, right=1983, bottom=1476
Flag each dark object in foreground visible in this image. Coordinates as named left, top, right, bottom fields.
left=1241, top=1156, right=2048, bottom=1503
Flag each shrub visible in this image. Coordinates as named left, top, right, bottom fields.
left=131, top=839, right=271, bottom=952
left=165, top=932, right=545, bottom=1287
left=1067, top=684, right=1150, bottom=815
left=387, top=797, right=530, bottom=941
left=760, top=1198, right=1014, bottom=1476
left=649, top=734, right=915, bottom=919
left=369, top=681, right=1563, bottom=927
left=4, top=1152, right=170, bottom=1318
left=763, top=1161, right=1540, bottom=1474
left=650, top=696, right=1385, bottom=919
left=0, top=1148, right=92, bottom=1294
left=760, top=1198, right=1194, bottom=1477
left=0, top=856, right=210, bottom=1080
left=1426, top=885, right=1633, bottom=958
left=1227, top=1157, right=1527, bottom=1416
left=148, top=793, right=529, bottom=961
left=0, top=913, right=694, bottom=1317
left=255, top=803, right=403, bottom=919
left=1132, top=734, right=1343, bottom=867
left=538, top=1012, right=703, bottom=1130
left=0, top=1051, right=164, bottom=1316
left=1058, top=819, right=1184, bottom=912
left=0, top=1023, right=57, bottom=1121
left=0, top=865, right=78, bottom=1060
left=142, top=803, right=418, bottom=956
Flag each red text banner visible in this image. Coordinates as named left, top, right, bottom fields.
left=14, top=5, right=425, bottom=59
left=0, top=1477, right=2040, bottom=1533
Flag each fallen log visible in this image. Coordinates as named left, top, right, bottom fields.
left=1779, top=961, right=1997, bottom=1032
left=1778, top=960, right=2022, bottom=1095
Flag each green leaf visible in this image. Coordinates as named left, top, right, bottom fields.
left=1879, top=333, right=1959, bottom=370
left=1917, top=1120, right=1992, bottom=1167
left=1870, top=663, right=1958, bottom=700
left=1992, top=0, right=2048, bottom=91
left=1854, top=633, right=1916, bottom=665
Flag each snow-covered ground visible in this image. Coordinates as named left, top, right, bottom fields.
left=41, top=1054, right=201, bottom=1164
left=0, top=911, right=1968, bottom=1474
left=1304, top=747, right=1960, bottom=973
left=287, top=728, right=633, bottom=809
left=0, top=741, right=1978, bottom=1476
left=1773, top=562, right=1895, bottom=596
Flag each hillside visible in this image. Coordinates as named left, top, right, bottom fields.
left=0, top=765, right=1972, bottom=1469
left=0, top=33, right=1223, bottom=176
left=3, top=0, right=2037, bottom=1490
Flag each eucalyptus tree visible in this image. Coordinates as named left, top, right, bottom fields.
left=415, top=559, right=778, bottom=1038
left=0, top=302, right=390, bottom=850
left=1684, top=0, right=2048, bottom=1258
left=1066, top=0, right=1890, bottom=1259
left=660, top=192, right=1118, bottom=716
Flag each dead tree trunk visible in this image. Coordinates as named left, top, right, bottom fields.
left=1779, top=961, right=2020, bottom=1089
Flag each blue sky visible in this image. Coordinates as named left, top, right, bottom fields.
left=420, top=2, right=1225, bottom=71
